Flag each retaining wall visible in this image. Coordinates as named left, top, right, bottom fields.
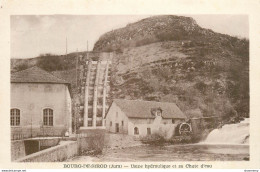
left=11, top=140, right=26, bottom=161
left=77, top=128, right=105, bottom=155
left=16, top=141, right=78, bottom=162
left=14, top=129, right=105, bottom=162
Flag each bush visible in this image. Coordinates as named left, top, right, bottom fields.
left=141, top=133, right=166, bottom=145
left=14, top=63, right=29, bottom=72
left=135, top=37, right=156, bottom=47
left=185, top=109, right=203, bottom=118
left=169, top=136, right=192, bottom=144
left=152, top=66, right=173, bottom=81
left=194, top=81, right=208, bottom=94
left=36, top=54, right=64, bottom=71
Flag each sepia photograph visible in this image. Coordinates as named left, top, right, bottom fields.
left=9, top=14, right=250, bottom=162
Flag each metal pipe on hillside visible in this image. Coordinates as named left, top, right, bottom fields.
left=92, top=61, right=101, bottom=127
left=83, top=61, right=91, bottom=127
left=102, top=61, right=110, bottom=127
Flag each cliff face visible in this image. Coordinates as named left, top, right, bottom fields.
left=94, top=15, right=249, bottom=119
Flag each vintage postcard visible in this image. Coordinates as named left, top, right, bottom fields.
left=0, top=0, right=260, bottom=170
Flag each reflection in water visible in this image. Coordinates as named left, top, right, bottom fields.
left=70, top=144, right=249, bottom=162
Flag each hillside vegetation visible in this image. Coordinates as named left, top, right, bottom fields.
left=11, top=52, right=87, bottom=73
left=94, top=15, right=249, bottom=120
left=11, top=15, right=249, bottom=122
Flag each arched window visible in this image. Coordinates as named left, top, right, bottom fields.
left=10, top=109, right=20, bottom=126
left=134, top=127, right=139, bottom=135
left=43, top=108, right=53, bottom=126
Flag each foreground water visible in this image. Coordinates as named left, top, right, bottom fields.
left=70, top=144, right=249, bottom=161
left=70, top=118, right=249, bottom=162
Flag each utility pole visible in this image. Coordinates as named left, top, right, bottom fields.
left=86, top=40, right=89, bottom=60
left=31, top=114, right=33, bottom=138
left=74, top=48, right=79, bottom=133
left=76, top=48, right=78, bottom=88
left=87, top=41, right=88, bottom=52
left=66, top=37, right=68, bottom=57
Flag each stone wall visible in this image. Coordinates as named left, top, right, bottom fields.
left=12, top=138, right=60, bottom=161
left=16, top=141, right=78, bottom=162
left=77, top=129, right=105, bottom=155
left=11, top=140, right=26, bottom=161
left=38, top=138, right=60, bottom=149
left=13, top=129, right=105, bottom=162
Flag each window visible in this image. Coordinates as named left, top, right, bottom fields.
left=43, top=108, right=53, bottom=126
left=10, top=109, right=20, bottom=126
left=147, top=128, right=151, bottom=135
left=134, top=127, right=139, bottom=135
left=156, top=110, right=162, bottom=116
left=172, top=119, right=175, bottom=124
left=116, top=112, right=118, bottom=118
left=121, top=121, right=124, bottom=126
left=96, top=120, right=102, bottom=126
left=116, top=123, right=119, bottom=133
left=151, top=108, right=162, bottom=117
left=88, top=120, right=92, bottom=127
left=110, top=121, right=112, bottom=126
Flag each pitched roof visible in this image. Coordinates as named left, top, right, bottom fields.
left=113, top=99, right=186, bottom=119
left=11, top=66, right=70, bottom=84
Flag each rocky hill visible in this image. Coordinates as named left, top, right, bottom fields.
left=11, top=15, right=249, bottom=120
left=94, top=15, right=249, bottom=120
left=94, top=15, right=248, bottom=59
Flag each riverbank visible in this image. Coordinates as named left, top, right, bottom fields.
left=103, top=133, right=143, bottom=150
left=66, top=133, right=143, bottom=162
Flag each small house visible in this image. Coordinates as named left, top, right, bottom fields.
left=105, top=99, right=186, bottom=137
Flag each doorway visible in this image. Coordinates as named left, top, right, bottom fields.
left=116, top=123, right=119, bottom=133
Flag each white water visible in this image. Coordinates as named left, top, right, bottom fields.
left=202, top=118, right=249, bottom=145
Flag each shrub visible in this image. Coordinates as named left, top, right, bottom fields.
left=152, top=66, right=173, bottom=81
left=36, top=54, right=65, bottom=71
left=185, top=109, right=203, bottom=118
left=141, top=133, right=166, bottom=145
left=14, top=63, right=29, bottom=72
left=135, top=37, right=156, bottom=47
left=194, top=81, right=208, bottom=94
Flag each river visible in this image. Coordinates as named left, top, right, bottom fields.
left=70, top=144, right=249, bottom=161
left=70, top=118, right=249, bottom=162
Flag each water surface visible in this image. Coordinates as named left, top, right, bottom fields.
left=71, top=144, right=249, bottom=161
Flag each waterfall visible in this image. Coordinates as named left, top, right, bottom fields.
left=201, top=118, right=249, bottom=145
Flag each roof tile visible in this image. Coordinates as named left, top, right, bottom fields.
left=11, top=66, right=69, bottom=84
left=113, top=99, right=186, bottom=119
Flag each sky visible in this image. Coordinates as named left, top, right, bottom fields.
left=11, top=15, right=249, bottom=59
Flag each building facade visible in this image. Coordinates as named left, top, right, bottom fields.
left=105, top=99, right=187, bottom=138
left=11, top=67, right=72, bottom=139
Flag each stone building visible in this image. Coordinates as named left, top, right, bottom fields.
left=105, top=99, right=186, bottom=138
left=11, top=67, right=72, bottom=139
